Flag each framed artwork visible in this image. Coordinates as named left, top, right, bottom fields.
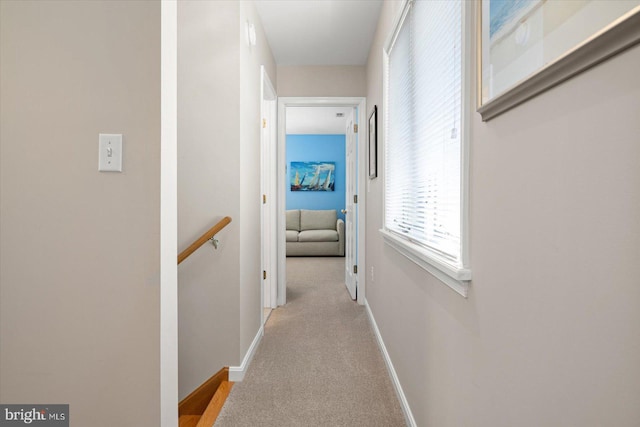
left=290, top=161, right=335, bottom=192
left=368, top=105, right=377, bottom=179
left=477, top=0, right=640, bottom=121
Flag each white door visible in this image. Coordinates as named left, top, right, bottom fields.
left=344, top=108, right=357, bottom=300
left=261, top=67, right=277, bottom=317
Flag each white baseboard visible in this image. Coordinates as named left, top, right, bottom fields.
left=228, top=325, right=264, bottom=382
left=365, top=301, right=417, bottom=427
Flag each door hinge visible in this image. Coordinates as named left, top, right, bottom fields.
left=353, top=265, right=358, bottom=274
left=354, top=195, right=358, bottom=204
left=263, top=194, right=267, bottom=204
left=263, top=270, right=267, bottom=280
left=262, top=118, right=267, bottom=128
left=354, top=124, right=358, bottom=133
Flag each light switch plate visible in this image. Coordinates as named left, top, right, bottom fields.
left=98, top=134, right=122, bottom=172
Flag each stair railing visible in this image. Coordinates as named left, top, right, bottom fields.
left=178, top=216, right=232, bottom=265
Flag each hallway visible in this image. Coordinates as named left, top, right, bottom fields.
left=3, top=2, right=640, bottom=426
left=215, top=257, right=405, bottom=426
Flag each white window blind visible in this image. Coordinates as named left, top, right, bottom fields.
left=385, top=0, right=463, bottom=267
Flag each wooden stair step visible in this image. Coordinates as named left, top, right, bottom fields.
left=178, top=368, right=233, bottom=427
left=195, top=380, right=233, bottom=427
left=180, top=367, right=229, bottom=417
left=178, top=415, right=201, bottom=427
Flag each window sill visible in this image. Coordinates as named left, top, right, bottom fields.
left=380, top=229, right=471, bottom=298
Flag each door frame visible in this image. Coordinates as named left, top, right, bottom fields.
left=160, top=1, right=178, bottom=425
left=344, top=108, right=357, bottom=300
left=276, top=97, right=367, bottom=306
left=260, top=66, right=277, bottom=318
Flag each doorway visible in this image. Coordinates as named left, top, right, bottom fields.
left=276, top=97, right=367, bottom=306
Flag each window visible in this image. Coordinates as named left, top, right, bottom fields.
left=382, top=0, right=471, bottom=296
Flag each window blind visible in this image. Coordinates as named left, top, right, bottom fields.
left=385, top=0, right=462, bottom=265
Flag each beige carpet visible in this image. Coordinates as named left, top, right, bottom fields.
left=215, top=257, right=406, bottom=427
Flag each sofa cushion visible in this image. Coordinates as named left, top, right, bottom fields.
left=286, top=230, right=299, bottom=242
left=300, top=209, right=336, bottom=231
left=286, top=209, right=300, bottom=231
left=298, top=229, right=339, bottom=242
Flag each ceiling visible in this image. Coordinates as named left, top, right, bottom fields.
left=286, top=106, right=353, bottom=134
left=257, top=1, right=378, bottom=134
left=254, top=0, right=383, bottom=66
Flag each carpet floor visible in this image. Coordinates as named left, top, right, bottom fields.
left=215, top=257, right=406, bottom=427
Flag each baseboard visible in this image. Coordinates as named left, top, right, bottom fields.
left=365, top=301, right=417, bottom=427
left=179, top=367, right=229, bottom=416
left=228, top=325, right=264, bottom=382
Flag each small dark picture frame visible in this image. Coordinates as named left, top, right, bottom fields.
left=368, top=105, right=378, bottom=179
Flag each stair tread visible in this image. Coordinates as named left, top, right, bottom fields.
left=179, top=415, right=201, bottom=427
left=179, top=367, right=229, bottom=417
left=195, top=380, right=234, bottom=427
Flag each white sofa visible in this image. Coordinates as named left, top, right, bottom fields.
left=286, top=209, right=345, bottom=257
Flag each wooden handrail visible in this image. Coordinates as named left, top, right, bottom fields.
left=178, top=216, right=232, bottom=265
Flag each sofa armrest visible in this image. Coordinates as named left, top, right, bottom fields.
left=337, top=219, right=345, bottom=256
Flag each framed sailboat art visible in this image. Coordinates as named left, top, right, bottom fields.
left=290, top=161, right=335, bottom=192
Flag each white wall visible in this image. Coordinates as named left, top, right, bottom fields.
left=277, top=65, right=366, bottom=97
left=177, top=0, right=241, bottom=399
left=177, top=0, right=276, bottom=398
left=239, top=0, right=277, bottom=358
left=366, top=2, right=640, bottom=426
left=0, top=2, right=161, bottom=425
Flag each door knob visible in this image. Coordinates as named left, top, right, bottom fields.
left=341, top=209, right=347, bottom=214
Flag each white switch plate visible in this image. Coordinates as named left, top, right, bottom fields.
left=98, top=134, right=122, bottom=172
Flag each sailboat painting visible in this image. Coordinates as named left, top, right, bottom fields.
left=290, top=161, right=335, bottom=192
